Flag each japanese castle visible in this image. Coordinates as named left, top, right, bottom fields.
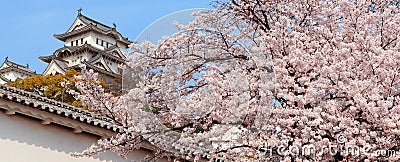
left=39, top=9, right=132, bottom=92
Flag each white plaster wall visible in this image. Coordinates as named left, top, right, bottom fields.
left=63, top=52, right=119, bottom=73
left=43, top=61, right=65, bottom=75
left=89, top=32, right=116, bottom=50
left=64, top=52, right=94, bottom=67
left=65, top=32, right=91, bottom=47
left=0, top=110, right=163, bottom=162
left=3, top=71, right=27, bottom=81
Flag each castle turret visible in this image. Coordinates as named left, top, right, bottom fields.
left=0, top=57, right=36, bottom=84
left=39, top=9, right=132, bottom=93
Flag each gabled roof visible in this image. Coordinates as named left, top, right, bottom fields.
left=0, top=66, right=36, bottom=77
left=39, top=55, right=55, bottom=63
left=102, top=45, right=127, bottom=60
left=40, top=44, right=125, bottom=66
left=54, top=44, right=102, bottom=57
left=86, top=55, right=112, bottom=72
left=0, top=57, right=36, bottom=76
left=0, top=57, right=30, bottom=71
left=100, top=52, right=125, bottom=63
left=42, top=59, right=68, bottom=75
left=53, top=11, right=132, bottom=46
left=74, top=12, right=113, bottom=32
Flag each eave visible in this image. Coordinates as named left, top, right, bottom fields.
left=51, top=44, right=125, bottom=63
left=42, top=59, right=68, bottom=76
left=69, top=62, right=122, bottom=79
left=53, top=44, right=102, bottom=58
left=54, top=25, right=132, bottom=46
left=39, top=55, right=54, bottom=63
left=0, top=85, right=122, bottom=136
left=0, top=66, right=36, bottom=76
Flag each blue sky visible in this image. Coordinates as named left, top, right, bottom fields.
left=0, top=0, right=212, bottom=73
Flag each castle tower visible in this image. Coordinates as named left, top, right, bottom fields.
left=39, top=9, right=132, bottom=93
left=0, top=57, right=36, bottom=84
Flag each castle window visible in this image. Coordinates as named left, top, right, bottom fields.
left=106, top=42, right=109, bottom=48
left=96, top=38, right=99, bottom=44
left=71, top=41, right=74, bottom=46
left=76, top=40, right=78, bottom=46
left=101, top=40, right=104, bottom=46
left=81, top=38, right=83, bottom=44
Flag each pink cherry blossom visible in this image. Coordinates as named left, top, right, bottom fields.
left=71, top=1, right=400, bottom=161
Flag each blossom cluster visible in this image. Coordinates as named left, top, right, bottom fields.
left=72, top=1, right=400, bottom=161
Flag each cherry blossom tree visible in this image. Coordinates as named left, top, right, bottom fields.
left=71, top=0, right=400, bottom=161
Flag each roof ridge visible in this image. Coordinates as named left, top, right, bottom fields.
left=4, top=59, right=29, bottom=69
left=54, top=25, right=131, bottom=45
left=0, top=84, right=122, bottom=132
left=0, top=66, right=36, bottom=75
left=79, top=14, right=112, bottom=30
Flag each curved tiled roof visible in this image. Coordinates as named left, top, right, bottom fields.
left=79, top=14, right=113, bottom=32
left=39, top=55, right=54, bottom=63
left=0, top=58, right=36, bottom=76
left=99, top=51, right=125, bottom=63
left=54, top=14, right=131, bottom=46
left=0, top=85, right=122, bottom=132
left=40, top=44, right=101, bottom=63
left=53, top=44, right=103, bottom=58
left=69, top=62, right=122, bottom=78
left=2, top=59, right=30, bottom=70
left=0, top=66, right=36, bottom=77
left=101, top=45, right=127, bottom=61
